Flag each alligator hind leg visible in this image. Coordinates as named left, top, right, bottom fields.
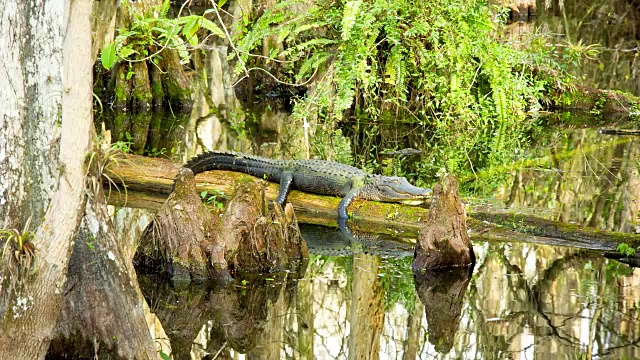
left=275, top=171, right=294, bottom=205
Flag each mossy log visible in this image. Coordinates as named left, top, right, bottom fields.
left=106, top=154, right=429, bottom=235
left=558, top=85, right=640, bottom=114
left=106, top=154, right=640, bottom=251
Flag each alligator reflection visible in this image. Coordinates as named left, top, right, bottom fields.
left=414, top=267, right=474, bottom=354
left=300, top=223, right=414, bottom=258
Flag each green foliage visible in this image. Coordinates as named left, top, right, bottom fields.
left=312, top=128, right=353, bottom=164
left=235, top=0, right=579, bottom=179
left=200, top=190, right=226, bottom=211
left=100, top=0, right=224, bottom=70
left=101, top=42, right=117, bottom=70
left=616, top=242, right=638, bottom=257
left=1, top=217, right=36, bottom=288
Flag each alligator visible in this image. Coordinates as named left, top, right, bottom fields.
left=182, top=151, right=431, bottom=219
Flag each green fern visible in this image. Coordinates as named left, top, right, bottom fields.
left=296, top=51, right=332, bottom=83
left=341, top=1, right=362, bottom=40
left=159, top=0, right=170, bottom=18
left=233, top=0, right=567, bottom=179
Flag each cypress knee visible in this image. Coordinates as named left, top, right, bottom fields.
left=413, top=175, right=475, bottom=270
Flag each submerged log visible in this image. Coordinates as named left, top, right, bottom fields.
left=413, top=175, right=475, bottom=270
left=136, top=167, right=307, bottom=280
left=106, top=154, right=640, bottom=251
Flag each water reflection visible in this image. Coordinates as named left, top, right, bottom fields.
left=136, top=241, right=640, bottom=359
left=535, top=0, right=640, bottom=96
left=488, top=127, right=640, bottom=233
left=98, top=110, right=189, bottom=158
left=414, top=267, right=473, bottom=354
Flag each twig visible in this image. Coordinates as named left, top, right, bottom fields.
left=210, top=0, right=250, bottom=80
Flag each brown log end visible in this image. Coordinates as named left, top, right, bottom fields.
left=224, top=181, right=308, bottom=273
left=412, top=175, right=475, bottom=270
left=137, top=167, right=223, bottom=280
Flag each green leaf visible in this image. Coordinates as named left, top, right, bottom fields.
left=182, top=17, right=200, bottom=46
left=159, top=0, right=170, bottom=18
left=218, top=0, right=228, bottom=8
left=159, top=351, right=171, bottom=360
left=200, top=191, right=207, bottom=199
left=101, top=42, right=117, bottom=70
left=118, top=46, right=136, bottom=59
left=199, top=18, right=226, bottom=38
left=341, top=1, right=362, bottom=40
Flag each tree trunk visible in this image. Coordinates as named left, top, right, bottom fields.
left=0, top=0, right=94, bottom=358
left=413, top=175, right=475, bottom=270
left=50, top=187, right=156, bottom=359
left=0, top=0, right=62, bottom=228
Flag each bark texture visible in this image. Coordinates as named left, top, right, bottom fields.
left=0, top=0, right=63, bottom=229
left=138, top=168, right=308, bottom=280
left=413, top=175, right=475, bottom=270
left=49, top=187, right=156, bottom=359
left=0, top=0, right=94, bottom=358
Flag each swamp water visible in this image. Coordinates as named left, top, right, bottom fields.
left=100, top=3, right=640, bottom=356
left=112, top=121, right=640, bottom=360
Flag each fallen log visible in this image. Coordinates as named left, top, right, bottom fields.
left=105, top=154, right=640, bottom=251
left=598, top=129, right=640, bottom=136
left=105, top=154, right=431, bottom=235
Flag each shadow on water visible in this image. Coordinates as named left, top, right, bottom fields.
left=414, top=267, right=474, bottom=354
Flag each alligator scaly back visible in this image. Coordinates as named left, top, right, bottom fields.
left=177, top=150, right=431, bottom=219
left=183, top=151, right=286, bottom=183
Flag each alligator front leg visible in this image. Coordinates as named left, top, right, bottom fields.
left=275, top=171, right=294, bottom=205
left=337, top=189, right=359, bottom=220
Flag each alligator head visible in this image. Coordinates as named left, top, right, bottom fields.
left=362, top=175, right=432, bottom=204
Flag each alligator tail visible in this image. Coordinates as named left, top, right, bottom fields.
left=179, top=151, right=283, bottom=183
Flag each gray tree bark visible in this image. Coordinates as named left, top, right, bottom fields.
left=0, top=0, right=64, bottom=229
left=0, top=0, right=94, bottom=358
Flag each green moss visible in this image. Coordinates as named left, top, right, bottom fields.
left=132, top=86, right=152, bottom=103
left=164, top=78, right=191, bottom=103
left=114, top=82, right=128, bottom=103
left=151, top=80, right=164, bottom=99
